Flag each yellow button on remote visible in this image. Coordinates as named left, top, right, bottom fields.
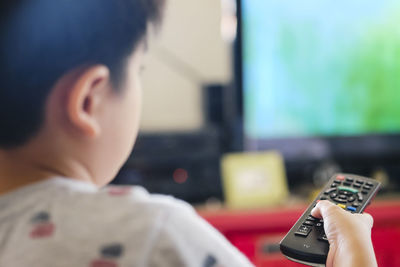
left=337, top=204, right=346, bottom=209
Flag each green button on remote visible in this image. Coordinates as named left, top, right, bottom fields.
left=338, top=186, right=358, bottom=194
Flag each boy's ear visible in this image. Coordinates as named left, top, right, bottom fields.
left=67, top=65, right=111, bottom=138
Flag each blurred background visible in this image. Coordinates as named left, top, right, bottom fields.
left=111, top=0, right=400, bottom=265
left=113, top=0, right=235, bottom=203
left=112, top=0, right=400, bottom=204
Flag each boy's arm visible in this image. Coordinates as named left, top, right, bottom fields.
left=311, top=200, right=378, bottom=267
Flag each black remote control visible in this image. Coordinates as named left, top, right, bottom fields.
left=280, top=173, right=381, bottom=266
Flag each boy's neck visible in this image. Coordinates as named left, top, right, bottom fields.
left=0, top=149, right=94, bottom=195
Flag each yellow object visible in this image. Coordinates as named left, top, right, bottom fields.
left=337, top=204, right=346, bottom=209
left=221, top=151, right=288, bottom=209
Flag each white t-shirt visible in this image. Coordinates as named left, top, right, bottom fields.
left=0, top=177, right=254, bottom=267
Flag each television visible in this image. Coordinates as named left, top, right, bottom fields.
left=237, top=0, right=400, bottom=183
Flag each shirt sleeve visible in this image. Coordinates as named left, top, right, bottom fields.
left=147, top=202, right=255, bottom=267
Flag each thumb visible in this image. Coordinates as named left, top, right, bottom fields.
left=311, top=201, right=374, bottom=229
left=311, top=200, right=343, bottom=220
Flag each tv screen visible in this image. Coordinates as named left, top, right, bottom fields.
left=242, top=0, right=400, bottom=142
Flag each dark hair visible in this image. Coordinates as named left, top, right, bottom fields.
left=0, top=0, right=165, bottom=149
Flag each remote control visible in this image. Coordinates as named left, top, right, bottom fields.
left=279, top=173, right=381, bottom=267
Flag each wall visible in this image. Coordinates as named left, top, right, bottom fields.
left=140, top=0, right=233, bottom=132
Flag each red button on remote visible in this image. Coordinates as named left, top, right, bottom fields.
left=336, top=175, right=345, bottom=181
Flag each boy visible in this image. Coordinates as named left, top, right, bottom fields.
left=0, top=0, right=377, bottom=266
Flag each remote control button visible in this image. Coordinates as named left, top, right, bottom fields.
left=355, top=180, right=364, bottom=185
left=330, top=192, right=338, bottom=197
left=295, top=225, right=312, bottom=237
left=333, top=180, right=342, bottom=184
left=330, top=192, right=338, bottom=198
left=342, top=191, right=351, bottom=196
left=331, top=183, right=337, bottom=188
left=348, top=196, right=355, bottom=202
left=315, top=222, right=323, bottom=228
left=353, top=183, right=361, bottom=188
left=337, top=204, right=346, bottom=209
left=318, top=233, right=329, bottom=242
left=347, top=206, right=357, bottom=212
left=363, top=185, right=372, bottom=190
left=303, top=220, right=314, bottom=226
left=343, top=182, right=352, bottom=186
left=338, top=195, right=347, bottom=200
left=335, top=198, right=347, bottom=204
left=336, top=175, right=345, bottom=181
left=307, top=216, right=317, bottom=221
left=362, top=190, right=369, bottom=195
left=325, top=188, right=336, bottom=194
left=352, top=203, right=360, bottom=208
left=338, top=186, right=358, bottom=194
left=357, top=193, right=364, bottom=202
left=366, top=182, right=373, bottom=186
left=345, top=177, right=354, bottom=182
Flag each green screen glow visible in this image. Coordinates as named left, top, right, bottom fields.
left=243, top=0, right=400, bottom=139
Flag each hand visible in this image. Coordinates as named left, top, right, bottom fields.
left=311, top=200, right=377, bottom=267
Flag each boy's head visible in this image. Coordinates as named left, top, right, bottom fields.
left=0, top=0, right=165, bottom=186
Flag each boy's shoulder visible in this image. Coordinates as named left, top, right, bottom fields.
left=93, top=183, right=195, bottom=220
left=43, top=177, right=192, bottom=208
left=0, top=178, right=199, bottom=266
left=51, top=178, right=195, bottom=226
left=2, top=177, right=195, bottom=242
left=0, top=178, right=254, bottom=267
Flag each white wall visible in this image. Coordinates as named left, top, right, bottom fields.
left=140, top=0, right=232, bottom=132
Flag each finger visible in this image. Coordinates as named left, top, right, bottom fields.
left=311, top=200, right=340, bottom=219
left=310, top=203, right=323, bottom=218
